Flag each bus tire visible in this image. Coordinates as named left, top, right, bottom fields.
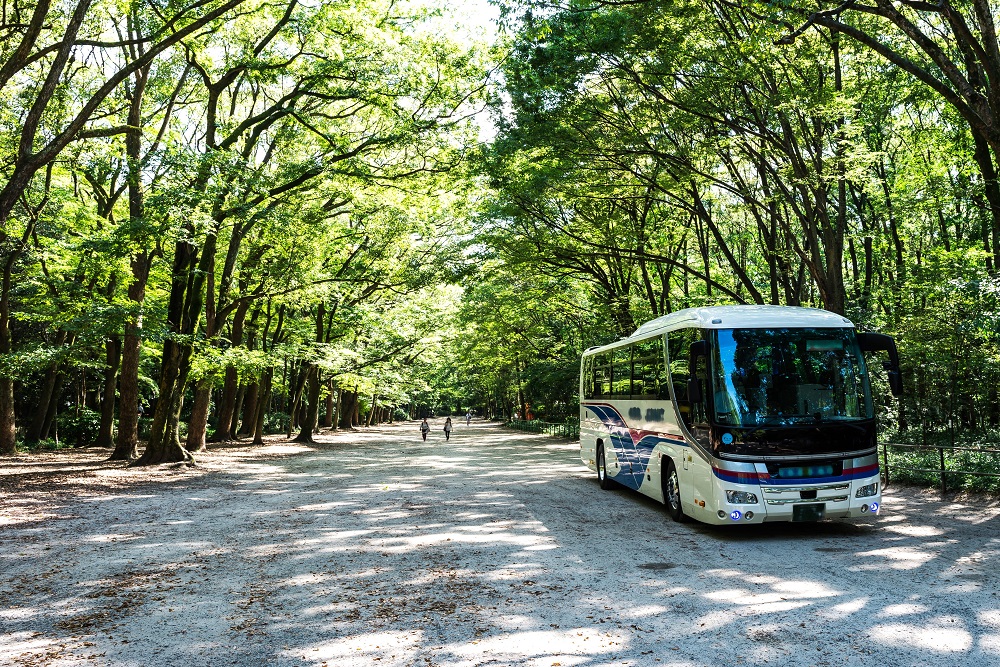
left=596, top=442, right=615, bottom=490
left=663, top=459, right=688, bottom=522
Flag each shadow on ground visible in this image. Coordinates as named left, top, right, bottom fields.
left=1, top=421, right=999, bottom=666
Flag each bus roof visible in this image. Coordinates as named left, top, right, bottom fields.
left=581, top=306, right=856, bottom=356
left=632, top=305, right=854, bottom=338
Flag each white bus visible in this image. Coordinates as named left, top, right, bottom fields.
left=579, top=305, right=902, bottom=524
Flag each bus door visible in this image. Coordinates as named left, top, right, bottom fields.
left=667, top=328, right=714, bottom=512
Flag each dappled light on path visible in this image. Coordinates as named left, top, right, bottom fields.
left=2, top=419, right=1000, bottom=665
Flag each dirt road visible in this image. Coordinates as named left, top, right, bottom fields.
left=2, top=421, right=999, bottom=666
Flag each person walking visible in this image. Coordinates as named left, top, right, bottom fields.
left=443, top=417, right=453, bottom=441
left=465, top=411, right=471, bottom=426
left=420, top=417, right=430, bottom=441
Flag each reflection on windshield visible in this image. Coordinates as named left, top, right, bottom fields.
left=712, top=328, right=873, bottom=427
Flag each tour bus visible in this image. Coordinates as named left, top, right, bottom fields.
left=579, top=305, right=903, bottom=524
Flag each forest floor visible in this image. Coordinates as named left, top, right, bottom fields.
left=2, top=421, right=1000, bottom=667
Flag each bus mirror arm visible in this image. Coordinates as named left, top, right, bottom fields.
left=857, top=332, right=903, bottom=397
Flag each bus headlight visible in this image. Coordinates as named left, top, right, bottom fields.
left=855, top=482, right=878, bottom=498
left=726, top=490, right=758, bottom=504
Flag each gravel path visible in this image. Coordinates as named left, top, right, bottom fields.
left=2, top=420, right=1000, bottom=667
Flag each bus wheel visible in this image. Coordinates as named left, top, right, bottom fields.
left=596, top=442, right=615, bottom=490
left=663, top=459, right=688, bottom=522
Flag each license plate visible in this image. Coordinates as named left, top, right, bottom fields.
left=793, top=503, right=826, bottom=522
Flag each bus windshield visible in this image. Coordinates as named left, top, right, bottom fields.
left=711, top=328, right=873, bottom=427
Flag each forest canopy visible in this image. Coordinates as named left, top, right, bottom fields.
left=1, top=0, right=998, bottom=461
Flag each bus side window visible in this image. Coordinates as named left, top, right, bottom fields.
left=583, top=356, right=595, bottom=400
left=654, top=335, right=667, bottom=399
left=613, top=347, right=631, bottom=397
left=593, top=353, right=610, bottom=397
left=632, top=336, right=665, bottom=399
left=668, top=330, right=689, bottom=404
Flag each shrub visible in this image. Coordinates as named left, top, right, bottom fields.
left=56, top=408, right=102, bottom=447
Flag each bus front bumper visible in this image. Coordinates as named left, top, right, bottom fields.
left=710, top=476, right=882, bottom=524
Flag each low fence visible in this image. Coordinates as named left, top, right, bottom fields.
left=506, top=419, right=580, bottom=440
left=881, top=441, right=1000, bottom=493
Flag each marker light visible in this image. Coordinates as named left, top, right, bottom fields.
left=861, top=504, right=869, bottom=513
left=870, top=502, right=880, bottom=513
left=718, top=510, right=726, bottom=519
left=855, top=482, right=879, bottom=498
left=744, top=511, right=754, bottom=520
left=730, top=510, right=742, bottom=521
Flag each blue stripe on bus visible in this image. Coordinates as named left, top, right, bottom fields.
left=584, top=403, right=686, bottom=491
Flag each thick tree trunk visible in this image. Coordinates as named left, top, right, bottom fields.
left=135, top=337, right=194, bottom=465
left=113, top=59, right=154, bottom=462
left=111, top=299, right=147, bottom=461
left=185, top=380, right=212, bottom=451
left=238, top=381, right=258, bottom=438
left=972, top=131, right=1000, bottom=272
left=294, top=365, right=320, bottom=443
left=96, top=336, right=122, bottom=448
left=338, top=390, right=358, bottom=429
left=213, top=367, right=239, bottom=441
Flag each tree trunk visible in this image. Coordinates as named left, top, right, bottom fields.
left=230, top=384, right=246, bottom=438
left=212, top=301, right=250, bottom=441
left=0, top=256, right=18, bottom=454
left=338, top=390, right=358, bottom=429
left=294, top=365, right=320, bottom=443
left=252, top=371, right=273, bottom=445
left=39, top=373, right=65, bottom=441
left=185, top=380, right=212, bottom=451
left=323, top=384, right=334, bottom=428
left=135, top=334, right=194, bottom=465
left=112, top=58, right=154, bottom=462
left=26, top=355, right=63, bottom=443
left=238, top=381, right=258, bottom=438
left=111, top=256, right=150, bottom=461
left=329, top=386, right=342, bottom=431
left=96, top=336, right=122, bottom=448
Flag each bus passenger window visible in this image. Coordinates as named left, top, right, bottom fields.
left=632, top=336, right=666, bottom=400
left=612, top=348, right=631, bottom=397
left=593, top=354, right=611, bottom=397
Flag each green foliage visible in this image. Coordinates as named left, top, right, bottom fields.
left=56, top=409, right=103, bottom=448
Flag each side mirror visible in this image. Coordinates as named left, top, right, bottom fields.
left=887, top=370, right=903, bottom=398
left=857, top=332, right=904, bottom=397
left=687, top=377, right=701, bottom=404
